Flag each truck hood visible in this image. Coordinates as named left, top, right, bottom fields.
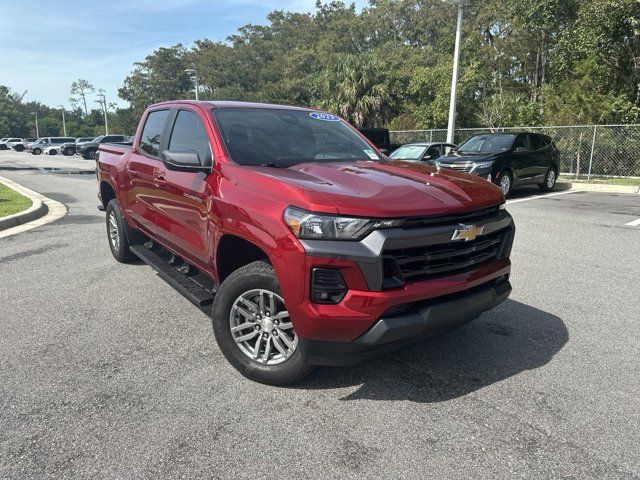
left=247, top=160, right=503, bottom=217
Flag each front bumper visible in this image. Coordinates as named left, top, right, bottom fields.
left=300, top=277, right=511, bottom=365
left=283, top=209, right=514, bottom=344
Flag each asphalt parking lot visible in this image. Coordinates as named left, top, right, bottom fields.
left=1, top=150, right=639, bottom=479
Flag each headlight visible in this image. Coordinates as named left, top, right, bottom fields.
left=283, top=206, right=402, bottom=241
left=473, top=161, right=494, bottom=169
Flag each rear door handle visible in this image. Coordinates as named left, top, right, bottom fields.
left=154, top=176, right=168, bottom=188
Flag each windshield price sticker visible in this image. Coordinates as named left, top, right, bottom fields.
left=310, top=112, right=341, bottom=121
left=364, top=149, right=378, bottom=159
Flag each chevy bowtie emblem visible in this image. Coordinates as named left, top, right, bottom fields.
left=451, top=224, right=484, bottom=242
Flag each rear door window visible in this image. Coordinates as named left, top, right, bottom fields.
left=529, top=134, right=546, bottom=151
left=168, top=110, right=212, bottom=166
left=139, top=110, right=170, bottom=157
left=513, top=135, right=529, bottom=151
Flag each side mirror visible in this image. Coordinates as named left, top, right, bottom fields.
left=162, top=150, right=211, bottom=173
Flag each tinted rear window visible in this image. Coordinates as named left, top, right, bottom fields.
left=139, top=110, right=170, bottom=157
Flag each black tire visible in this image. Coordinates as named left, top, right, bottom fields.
left=49, top=149, right=58, bottom=155
left=212, top=261, right=313, bottom=385
left=539, top=167, right=557, bottom=192
left=85, top=149, right=97, bottom=159
left=63, top=148, right=73, bottom=156
left=0, top=145, right=6, bottom=150
left=105, top=199, right=136, bottom=263
left=32, top=148, right=42, bottom=155
left=496, top=170, right=512, bottom=197
left=14, top=145, right=25, bottom=152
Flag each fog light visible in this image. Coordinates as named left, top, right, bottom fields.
left=311, top=268, right=347, bottom=304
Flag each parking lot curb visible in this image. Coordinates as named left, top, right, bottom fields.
left=559, top=182, right=640, bottom=194
left=0, top=175, right=67, bottom=238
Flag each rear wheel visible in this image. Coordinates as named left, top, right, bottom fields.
left=212, top=261, right=312, bottom=385
left=539, top=167, right=557, bottom=192
left=49, top=149, right=58, bottom=155
left=62, top=148, right=73, bottom=156
left=105, top=200, right=136, bottom=263
left=84, top=149, right=97, bottom=159
left=496, top=171, right=512, bottom=197
left=32, top=148, right=42, bottom=155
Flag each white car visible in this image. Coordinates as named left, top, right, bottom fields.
left=44, top=144, right=63, bottom=155
left=0, top=137, right=22, bottom=150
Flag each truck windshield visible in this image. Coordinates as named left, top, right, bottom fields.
left=457, top=135, right=515, bottom=153
left=212, top=108, right=382, bottom=167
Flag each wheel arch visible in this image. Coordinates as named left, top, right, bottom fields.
left=216, top=234, right=271, bottom=284
left=99, top=181, right=117, bottom=210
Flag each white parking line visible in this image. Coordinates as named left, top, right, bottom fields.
left=506, top=189, right=583, bottom=205
left=625, top=218, right=640, bottom=227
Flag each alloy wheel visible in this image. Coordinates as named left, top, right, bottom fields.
left=229, top=289, right=297, bottom=365
left=108, top=211, right=120, bottom=251
left=500, top=174, right=511, bottom=195
left=547, top=169, right=556, bottom=188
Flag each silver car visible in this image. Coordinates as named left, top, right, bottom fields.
left=28, top=137, right=75, bottom=155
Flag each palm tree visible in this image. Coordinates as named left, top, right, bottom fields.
left=320, top=54, right=393, bottom=127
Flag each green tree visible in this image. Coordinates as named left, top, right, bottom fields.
left=118, top=45, right=193, bottom=116
left=319, top=54, right=393, bottom=127
left=70, top=79, right=95, bottom=115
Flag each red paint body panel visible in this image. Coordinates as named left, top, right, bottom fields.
left=98, top=100, right=511, bottom=343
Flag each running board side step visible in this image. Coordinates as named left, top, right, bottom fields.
left=130, top=245, right=216, bottom=308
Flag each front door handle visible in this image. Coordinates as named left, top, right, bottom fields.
left=127, top=168, right=139, bottom=178
left=154, top=176, right=168, bottom=188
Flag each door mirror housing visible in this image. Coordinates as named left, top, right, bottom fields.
left=162, top=150, right=211, bottom=173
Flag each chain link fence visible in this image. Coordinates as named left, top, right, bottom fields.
left=390, top=125, right=640, bottom=179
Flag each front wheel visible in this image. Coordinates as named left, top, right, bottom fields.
left=85, top=149, right=97, bottom=159
left=105, top=200, right=136, bottom=263
left=32, top=148, right=42, bottom=155
left=539, top=167, right=557, bottom=192
left=212, top=261, right=312, bottom=385
left=496, top=171, right=512, bottom=197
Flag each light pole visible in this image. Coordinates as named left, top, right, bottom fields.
left=184, top=68, right=199, bottom=100
left=30, top=112, right=40, bottom=138
left=443, top=0, right=465, bottom=144
left=58, top=105, right=67, bottom=137
left=95, top=92, right=108, bottom=135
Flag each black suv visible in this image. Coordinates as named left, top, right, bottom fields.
left=77, top=135, right=128, bottom=159
left=436, top=133, right=560, bottom=196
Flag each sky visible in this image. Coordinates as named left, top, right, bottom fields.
left=0, top=0, right=368, bottom=109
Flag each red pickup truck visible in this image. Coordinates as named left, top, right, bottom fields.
left=97, top=100, right=514, bottom=385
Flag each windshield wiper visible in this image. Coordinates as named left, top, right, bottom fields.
left=258, top=162, right=289, bottom=168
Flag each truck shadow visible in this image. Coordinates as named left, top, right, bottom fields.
left=298, top=300, right=568, bottom=403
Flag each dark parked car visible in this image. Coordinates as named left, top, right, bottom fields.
left=359, top=128, right=391, bottom=154
left=390, top=142, right=457, bottom=165
left=58, top=137, right=95, bottom=156
left=78, top=135, right=128, bottom=159
left=436, top=133, right=560, bottom=196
